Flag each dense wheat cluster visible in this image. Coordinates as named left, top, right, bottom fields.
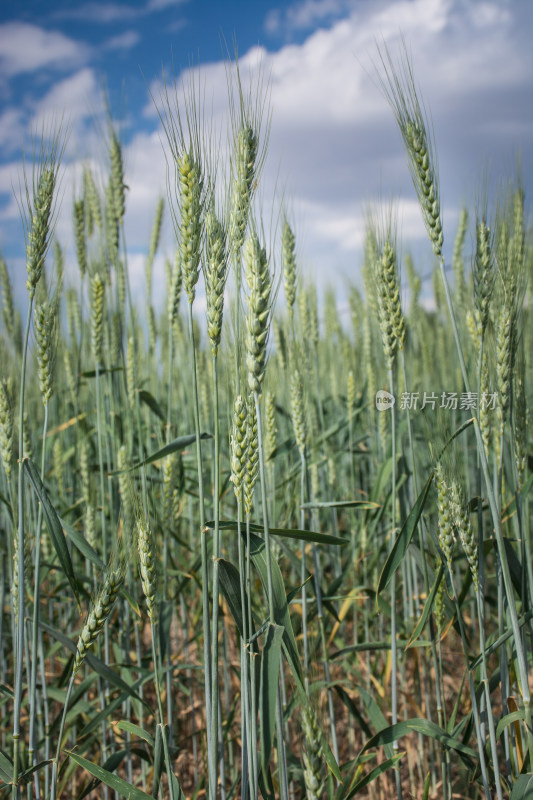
left=0, top=52, right=532, bottom=800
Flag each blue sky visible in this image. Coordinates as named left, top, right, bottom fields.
left=1, top=0, right=532, bottom=310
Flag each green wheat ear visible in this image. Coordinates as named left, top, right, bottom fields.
left=73, top=558, right=125, bottom=675
left=23, top=124, right=66, bottom=299
left=282, top=218, right=297, bottom=316
left=0, top=255, right=16, bottom=338
left=230, top=395, right=248, bottom=505
left=205, top=201, right=229, bottom=357
left=73, top=197, right=88, bottom=278
left=244, top=231, right=272, bottom=395
left=34, top=301, right=57, bottom=405
left=226, top=52, right=270, bottom=259
left=370, top=209, right=405, bottom=368
left=137, top=518, right=157, bottom=621
left=377, top=43, right=443, bottom=257
left=229, top=124, right=259, bottom=258
left=0, top=379, right=14, bottom=482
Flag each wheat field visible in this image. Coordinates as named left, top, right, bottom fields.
left=0, top=48, right=532, bottom=800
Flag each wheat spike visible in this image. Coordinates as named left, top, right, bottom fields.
left=0, top=379, right=14, bottom=481
left=244, top=232, right=272, bottom=395
left=73, top=560, right=125, bottom=674
left=378, top=45, right=443, bottom=257
left=137, top=519, right=157, bottom=621
left=205, top=203, right=228, bottom=357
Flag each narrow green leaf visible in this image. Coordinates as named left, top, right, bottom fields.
left=495, top=710, right=525, bottom=741
left=152, top=724, right=163, bottom=798
left=18, top=759, right=53, bottom=784
left=169, top=771, right=186, bottom=800
left=60, top=517, right=105, bottom=571
left=206, top=519, right=347, bottom=547
left=343, top=753, right=403, bottom=800
left=24, top=458, right=82, bottom=608
left=362, top=718, right=478, bottom=767
left=332, top=640, right=431, bottom=659
left=77, top=750, right=128, bottom=799
left=371, top=456, right=393, bottom=503
left=66, top=751, right=153, bottom=799
left=79, top=367, right=123, bottom=378
left=300, top=500, right=380, bottom=510
left=0, top=490, right=13, bottom=521
left=159, top=600, right=173, bottom=662
left=219, top=558, right=245, bottom=638
left=133, top=432, right=212, bottom=469
left=259, top=623, right=284, bottom=777
left=504, top=472, right=533, bottom=518
left=510, top=774, right=533, bottom=799
left=0, top=748, right=12, bottom=783
left=503, top=536, right=527, bottom=596
left=357, top=686, right=394, bottom=761
left=437, top=417, right=475, bottom=459
left=248, top=531, right=303, bottom=683
left=333, top=686, right=372, bottom=739
left=377, top=472, right=433, bottom=601
left=447, top=672, right=467, bottom=734
left=115, top=721, right=154, bottom=747
left=406, top=563, right=444, bottom=649
left=138, top=389, right=166, bottom=422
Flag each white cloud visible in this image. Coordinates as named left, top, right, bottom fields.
left=0, top=22, right=90, bottom=77
left=30, top=70, right=106, bottom=165
left=0, top=162, right=24, bottom=221
left=55, top=3, right=140, bottom=23
left=33, top=69, right=101, bottom=122
left=72, top=0, right=533, bottom=291
left=266, top=0, right=353, bottom=33
left=0, top=69, right=104, bottom=172
left=0, top=109, right=27, bottom=154
left=146, top=0, right=188, bottom=10
left=55, top=0, right=188, bottom=23
left=104, top=31, right=141, bottom=50
left=1, top=0, right=531, bottom=302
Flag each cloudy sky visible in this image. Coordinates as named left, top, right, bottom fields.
left=0, top=0, right=532, bottom=309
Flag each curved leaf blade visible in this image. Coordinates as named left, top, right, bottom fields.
left=259, top=623, right=284, bottom=779
left=134, top=432, right=212, bottom=469
left=362, top=718, right=478, bottom=768
left=406, top=563, right=444, bottom=649
left=206, top=519, right=347, bottom=547
left=377, top=472, right=433, bottom=602
left=343, top=753, right=403, bottom=800
left=510, top=774, right=533, bottom=799
left=24, top=458, right=82, bottom=608
left=66, top=751, right=153, bottom=799
left=114, top=721, right=154, bottom=748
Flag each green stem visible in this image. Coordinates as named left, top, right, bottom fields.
left=186, top=301, right=213, bottom=797
left=254, top=393, right=288, bottom=800
left=210, top=355, right=221, bottom=796
left=389, top=365, right=402, bottom=800
left=28, top=402, right=49, bottom=778
left=50, top=673, right=75, bottom=800
left=13, top=298, right=34, bottom=800
left=447, top=570, right=491, bottom=799
left=150, top=623, right=176, bottom=800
